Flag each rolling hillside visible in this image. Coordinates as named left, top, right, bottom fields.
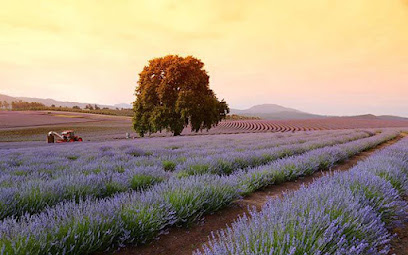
left=1, top=94, right=407, bottom=121
left=230, top=104, right=325, bottom=120
left=0, top=94, right=132, bottom=109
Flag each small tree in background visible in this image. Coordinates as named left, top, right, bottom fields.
left=3, top=101, right=9, bottom=110
left=133, top=55, right=229, bottom=136
left=85, top=104, right=94, bottom=110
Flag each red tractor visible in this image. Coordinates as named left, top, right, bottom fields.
left=47, top=130, right=83, bottom=143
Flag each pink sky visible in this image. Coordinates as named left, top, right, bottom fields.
left=0, top=0, right=407, bottom=116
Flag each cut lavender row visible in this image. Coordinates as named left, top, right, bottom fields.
left=196, top=137, right=408, bottom=255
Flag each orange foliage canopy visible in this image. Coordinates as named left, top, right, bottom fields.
left=133, top=55, right=228, bottom=136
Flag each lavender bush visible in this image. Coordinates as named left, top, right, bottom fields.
left=196, top=137, right=408, bottom=255
left=0, top=130, right=399, bottom=254
left=175, top=130, right=371, bottom=176
left=0, top=130, right=367, bottom=180
left=0, top=130, right=372, bottom=219
left=0, top=175, right=240, bottom=254
left=238, top=130, right=399, bottom=193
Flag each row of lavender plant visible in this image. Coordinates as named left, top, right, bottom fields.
left=0, top=130, right=361, bottom=182
left=0, top=131, right=398, bottom=254
left=0, top=130, right=340, bottom=157
left=0, top=131, right=366, bottom=184
left=197, top=137, right=408, bottom=255
left=174, top=130, right=371, bottom=176
left=237, top=130, right=399, bottom=193
left=0, top=130, right=338, bottom=166
left=0, top=131, right=372, bottom=219
left=0, top=131, right=345, bottom=188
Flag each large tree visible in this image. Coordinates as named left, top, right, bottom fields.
left=133, top=55, right=229, bottom=136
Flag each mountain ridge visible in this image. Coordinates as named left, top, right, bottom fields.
left=230, top=104, right=324, bottom=120
left=230, top=104, right=408, bottom=121
left=1, top=94, right=406, bottom=121
left=0, top=94, right=132, bottom=109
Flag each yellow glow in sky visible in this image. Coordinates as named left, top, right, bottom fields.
left=0, top=0, right=407, bottom=116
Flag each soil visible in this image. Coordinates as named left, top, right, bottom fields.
left=114, top=135, right=405, bottom=255
left=2, top=111, right=408, bottom=144
left=389, top=194, right=408, bottom=255
left=389, top=133, right=408, bottom=255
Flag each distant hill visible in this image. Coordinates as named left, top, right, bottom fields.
left=114, top=103, right=133, bottom=109
left=347, top=114, right=378, bottom=119
left=1, top=94, right=406, bottom=121
left=0, top=94, right=15, bottom=103
left=230, top=104, right=325, bottom=120
left=234, top=104, right=302, bottom=114
left=347, top=114, right=408, bottom=121
left=0, top=94, right=132, bottom=109
left=377, top=115, right=408, bottom=121
left=230, top=104, right=408, bottom=121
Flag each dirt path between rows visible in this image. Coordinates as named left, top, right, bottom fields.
left=115, top=135, right=405, bottom=255
left=390, top=195, right=408, bottom=255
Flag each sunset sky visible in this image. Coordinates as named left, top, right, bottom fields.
left=1, top=0, right=407, bottom=116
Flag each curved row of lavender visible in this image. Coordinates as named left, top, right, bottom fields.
left=196, top=137, right=408, bottom=255
left=0, top=130, right=399, bottom=254
left=0, top=131, right=371, bottom=219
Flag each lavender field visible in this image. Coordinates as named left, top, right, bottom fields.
left=3, top=0, right=408, bottom=254
left=0, top=129, right=406, bottom=254
left=197, top=136, right=408, bottom=255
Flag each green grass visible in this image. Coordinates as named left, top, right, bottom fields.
left=121, top=203, right=170, bottom=244
left=130, top=174, right=164, bottom=190
left=162, top=160, right=177, bottom=171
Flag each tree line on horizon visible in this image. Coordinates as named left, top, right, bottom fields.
left=0, top=100, right=134, bottom=116
left=0, top=99, right=257, bottom=121
left=2, top=55, right=250, bottom=136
